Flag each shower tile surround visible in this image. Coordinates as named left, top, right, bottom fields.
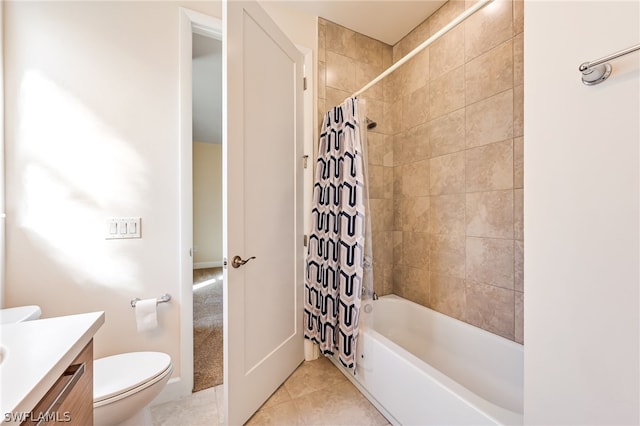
left=317, top=0, right=524, bottom=343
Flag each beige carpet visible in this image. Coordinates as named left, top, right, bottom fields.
left=193, top=268, right=223, bottom=392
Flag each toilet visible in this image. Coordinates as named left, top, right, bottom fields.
left=0, top=306, right=172, bottom=426
left=93, top=352, right=173, bottom=426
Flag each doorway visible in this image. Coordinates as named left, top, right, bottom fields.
left=177, top=4, right=312, bottom=423
left=191, top=32, right=223, bottom=392
left=177, top=8, right=223, bottom=401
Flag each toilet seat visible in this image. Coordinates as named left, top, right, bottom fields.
left=94, top=352, right=172, bottom=407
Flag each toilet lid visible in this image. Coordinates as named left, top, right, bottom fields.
left=94, top=352, right=172, bottom=402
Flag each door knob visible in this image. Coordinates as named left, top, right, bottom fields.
left=231, top=255, right=256, bottom=269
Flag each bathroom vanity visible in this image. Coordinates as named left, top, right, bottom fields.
left=0, top=312, right=104, bottom=425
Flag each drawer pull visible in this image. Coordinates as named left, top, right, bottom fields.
left=34, top=363, right=85, bottom=426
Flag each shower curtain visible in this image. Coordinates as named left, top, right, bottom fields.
left=304, top=97, right=372, bottom=370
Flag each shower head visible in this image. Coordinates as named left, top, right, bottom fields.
left=366, top=117, right=377, bottom=130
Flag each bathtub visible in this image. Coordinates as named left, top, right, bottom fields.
left=331, top=295, right=523, bottom=425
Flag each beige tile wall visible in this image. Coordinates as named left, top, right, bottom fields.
left=317, top=0, right=524, bottom=344
left=318, top=17, right=395, bottom=298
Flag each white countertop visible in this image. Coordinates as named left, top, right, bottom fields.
left=0, top=311, right=105, bottom=423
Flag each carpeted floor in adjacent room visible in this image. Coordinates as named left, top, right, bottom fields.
left=193, top=267, right=223, bottom=392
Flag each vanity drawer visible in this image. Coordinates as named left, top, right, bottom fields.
left=23, top=340, right=93, bottom=426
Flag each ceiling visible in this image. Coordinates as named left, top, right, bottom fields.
left=288, top=0, right=447, bottom=45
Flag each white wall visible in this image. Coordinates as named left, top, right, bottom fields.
left=260, top=1, right=316, bottom=58
left=524, top=1, right=639, bottom=424
left=193, top=142, right=222, bottom=266
left=3, top=1, right=221, bottom=380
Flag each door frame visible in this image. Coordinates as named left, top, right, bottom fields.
left=160, top=7, right=223, bottom=403
left=165, top=6, right=314, bottom=405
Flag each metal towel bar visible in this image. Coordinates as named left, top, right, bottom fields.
left=130, top=293, right=171, bottom=308
left=579, top=43, right=640, bottom=85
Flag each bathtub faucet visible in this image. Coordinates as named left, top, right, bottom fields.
left=372, top=292, right=379, bottom=300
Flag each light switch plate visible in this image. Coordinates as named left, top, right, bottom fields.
left=106, top=217, right=141, bottom=239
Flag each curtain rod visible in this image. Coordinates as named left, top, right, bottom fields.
left=350, top=0, right=495, bottom=99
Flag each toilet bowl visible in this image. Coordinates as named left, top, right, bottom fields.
left=93, top=352, right=173, bottom=426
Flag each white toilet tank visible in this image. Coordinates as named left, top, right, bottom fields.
left=0, top=306, right=42, bottom=324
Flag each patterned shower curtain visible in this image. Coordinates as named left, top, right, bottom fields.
left=304, top=97, right=366, bottom=370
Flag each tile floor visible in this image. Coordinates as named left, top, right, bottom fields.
left=151, top=357, right=390, bottom=426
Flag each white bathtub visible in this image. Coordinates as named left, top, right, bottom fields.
left=331, top=295, right=523, bottom=425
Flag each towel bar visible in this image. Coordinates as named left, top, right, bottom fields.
left=130, top=293, right=171, bottom=308
left=579, top=43, right=640, bottom=85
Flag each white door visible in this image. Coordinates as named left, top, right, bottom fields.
left=223, top=1, right=304, bottom=424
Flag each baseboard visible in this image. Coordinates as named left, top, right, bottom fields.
left=193, top=261, right=223, bottom=269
